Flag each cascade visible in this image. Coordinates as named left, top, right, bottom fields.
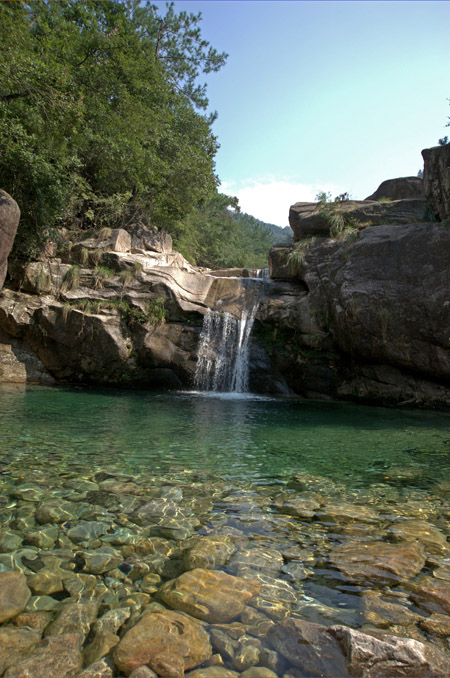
left=194, top=278, right=264, bottom=393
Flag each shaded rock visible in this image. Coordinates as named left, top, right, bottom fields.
left=422, top=143, right=450, bottom=220
left=4, top=632, right=83, bottom=678
left=158, top=568, right=261, bottom=623
left=330, top=540, right=425, bottom=586
left=92, top=607, right=131, bottom=634
left=44, top=600, right=99, bottom=640
left=12, top=610, right=53, bottom=634
left=83, top=630, right=120, bottom=666
left=35, top=500, right=77, bottom=525
left=361, top=591, right=420, bottom=628
left=0, top=570, right=31, bottom=623
left=129, top=667, right=158, bottom=678
left=77, top=658, right=114, bottom=678
left=329, top=624, right=450, bottom=677
left=268, top=245, right=294, bottom=280
left=365, top=177, right=424, bottom=201
left=0, top=189, right=20, bottom=289
left=407, top=576, right=450, bottom=615
left=113, top=609, right=212, bottom=676
left=388, top=519, right=450, bottom=556
left=269, top=617, right=349, bottom=676
left=0, top=627, right=41, bottom=674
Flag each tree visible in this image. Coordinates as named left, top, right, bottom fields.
left=0, top=0, right=226, bottom=259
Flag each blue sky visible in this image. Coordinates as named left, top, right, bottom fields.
left=155, top=1, right=450, bottom=226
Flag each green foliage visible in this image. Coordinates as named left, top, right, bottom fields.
left=315, top=190, right=360, bottom=240
left=438, top=136, right=449, bottom=146
left=0, top=0, right=225, bottom=260
left=287, top=238, right=316, bottom=275
left=63, top=295, right=166, bottom=327
left=173, top=192, right=277, bottom=268
left=92, top=266, right=115, bottom=289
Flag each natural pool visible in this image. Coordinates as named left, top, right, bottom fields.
left=1, top=385, right=450, bottom=677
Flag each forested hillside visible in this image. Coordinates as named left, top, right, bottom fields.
left=0, top=0, right=279, bottom=268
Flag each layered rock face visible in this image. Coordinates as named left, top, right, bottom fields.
left=0, top=190, right=20, bottom=290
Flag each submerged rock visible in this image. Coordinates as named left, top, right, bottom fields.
left=158, top=568, right=261, bottom=623
left=0, top=571, right=31, bottom=623
left=113, top=609, right=212, bottom=676
left=3, top=632, right=83, bottom=678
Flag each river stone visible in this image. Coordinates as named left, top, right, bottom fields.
left=240, top=669, right=277, bottom=678
left=27, top=567, right=66, bottom=596
left=0, top=531, right=23, bottom=552
left=113, top=610, right=212, bottom=676
left=44, top=600, right=99, bottom=640
left=79, top=550, right=122, bottom=575
left=3, top=631, right=83, bottom=678
left=12, top=610, right=53, bottom=634
left=0, top=627, right=41, bottom=674
left=248, top=574, right=297, bottom=621
left=387, top=520, right=450, bottom=556
left=83, top=630, right=120, bottom=666
left=77, top=658, right=114, bottom=678
left=227, top=547, right=284, bottom=578
left=158, top=568, right=261, bottom=623
left=0, top=571, right=31, bottom=622
left=329, top=624, right=450, bottom=677
left=361, top=590, right=420, bottom=628
left=269, top=617, right=348, bottom=677
left=183, top=535, right=235, bottom=569
left=272, top=497, right=321, bottom=519
left=67, top=521, right=110, bottom=544
left=419, top=612, right=450, bottom=637
left=288, top=472, right=339, bottom=494
left=318, top=502, right=378, bottom=525
left=129, top=667, right=158, bottom=678
left=329, top=540, right=425, bottom=585
left=92, top=607, right=131, bottom=634
left=186, top=669, right=239, bottom=678
left=35, top=501, right=77, bottom=525
left=407, top=576, right=450, bottom=615
left=24, top=525, right=59, bottom=549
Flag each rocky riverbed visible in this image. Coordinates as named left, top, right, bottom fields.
left=1, top=448, right=450, bottom=677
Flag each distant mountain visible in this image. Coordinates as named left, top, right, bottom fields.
left=235, top=212, right=292, bottom=244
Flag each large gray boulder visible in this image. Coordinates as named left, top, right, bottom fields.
left=422, top=144, right=450, bottom=220
left=289, top=198, right=427, bottom=241
left=0, top=190, right=20, bottom=289
left=365, top=176, right=424, bottom=201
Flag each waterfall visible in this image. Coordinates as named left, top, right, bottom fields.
left=194, top=279, right=263, bottom=393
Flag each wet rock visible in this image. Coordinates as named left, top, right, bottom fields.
left=381, top=466, right=426, bottom=485
left=83, top=630, right=120, bottom=666
left=129, top=667, right=158, bottom=678
left=272, top=496, right=321, bottom=519
left=4, top=632, right=83, bottom=678
left=419, top=612, right=450, bottom=637
left=27, top=567, right=66, bottom=595
left=44, top=600, right=99, bottom=640
left=227, top=547, right=284, bottom=578
left=67, top=521, right=110, bottom=544
left=288, top=472, right=339, bottom=494
left=113, top=610, right=212, bottom=676
left=329, top=624, right=450, bottom=677
left=92, top=607, right=131, bottom=634
left=77, top=657, right=114, bottom=678
left=239, top=607, right=275, bottom=638
left=35, top=501, right=77, bottom=525
left=24, top=525, right=59, bottom=549
left=209, top=627, right=238, bottom=661
left=361, top=590, right=420, bottom=628
left=330, top=540, right=425, bottom=586
left=231, top=639, right=260, bottom=671
left=183, top=535, right=235, bottom=569
left=318, top=502, right=378, bottom=525
left=79, top=550, right=122, bottom=575
left=248, top=574, right=297, bottom=621
left=186, top=669, right=239, bottom=678
left=140, top=573, right=161, bottom=594
left=388, top=519, right=450, bottom=556
left=0, top=530, right=23, bottom=552
left=281, top=561, right=314, bottom=582
left=158, top=568, right=261, bottom=623
left=26, top=594, right=60, bottom=611
left=240, top=669, right=277, bottom=678
left=0, top=570, right=31, bottom=622
left=407, top=576, right=450, bottom=615
left=0, top=627, right=41, bottom=674
left=12, top=610, right=52, bottom=634
left=269, top=617, right=348, bottom=677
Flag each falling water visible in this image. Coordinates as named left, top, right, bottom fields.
left=194, top=280, right=264, bottom=393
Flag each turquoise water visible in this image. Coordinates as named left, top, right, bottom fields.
left=1, top=384, right=449, bottom=489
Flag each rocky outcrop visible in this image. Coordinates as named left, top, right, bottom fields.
left=0, top=190, right=20, bottom=290
left=263, top=221, right=450, bottom=407
left=365, top=176, right=424, bottom=201
left=289, top=197, right=429, bottom=241
left=422, top=144, right=450, bottom=220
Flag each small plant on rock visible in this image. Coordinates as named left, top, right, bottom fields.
left=287, top=238, right=316, bottom=275
left=61, top=265, right=81, bottom=292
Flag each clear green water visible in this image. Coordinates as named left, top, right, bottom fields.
left=1, top=385, right=449, bottom=489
